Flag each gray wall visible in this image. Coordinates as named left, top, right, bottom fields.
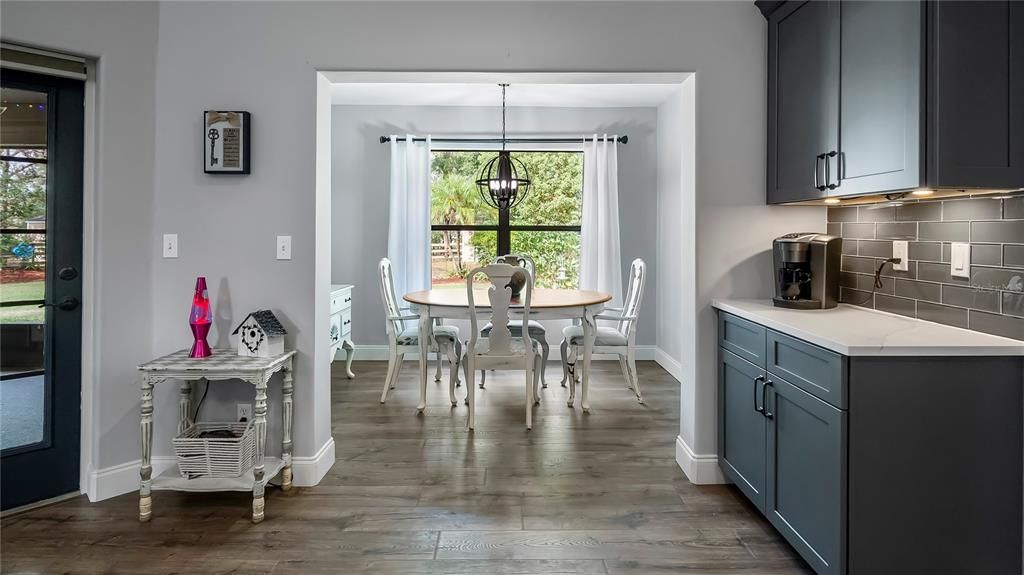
left=332, top=104, right=659, bottom=348
left=829, top=195, right=1024, bottom=340
left=2, top=0, right=825, bottom=494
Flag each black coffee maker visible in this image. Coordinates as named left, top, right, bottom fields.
left=772, top=233, right=842, bottom=309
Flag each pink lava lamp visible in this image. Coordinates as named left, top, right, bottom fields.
left=188, top=277, right=213, bottom=358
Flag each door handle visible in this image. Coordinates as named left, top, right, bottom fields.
left=38, top=296, right=80, bottom=311
left=826, top=150, right=838, bottom=190
left=762, top=379, right=774, bottom=419
left=753, top=375, right=765, bottom=413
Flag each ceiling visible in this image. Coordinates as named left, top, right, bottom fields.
left=330, top=74, right=690, bottom=108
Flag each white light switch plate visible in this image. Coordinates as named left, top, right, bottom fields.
left=951, top=242, right=970, bottom=278
left=162, top=234, right=178, bottom=258
left=276, top=235, right=292, bottom=260
left=892, top=241, right=909, bottom=271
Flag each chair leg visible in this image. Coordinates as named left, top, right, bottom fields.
left=540, top=340, right=550, bottom=388
left=462, top=351, right=471, bottom=405
left=566, top=345, right=577, bottom=408
left=454, top=339, right=463, bottom=388
left=628, top=348, right=643, bottom=404
left=381, top=352, right=403, bottom=404
left=479, top=369, right=486, bottom=389
left=534, top=353, right=542, bottom=404
left=618, top=355, right=633, bottom=391
left=525, top=358, right=534, bottom=430
left=559, top=339, right=569, bottom=387
left=446, top=343, right=458, bottom=407
left=434, top=348, right=442, bottom=382
left=466, top=356, right=476, bottom=431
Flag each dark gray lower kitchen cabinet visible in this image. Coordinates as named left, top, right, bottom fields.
left=717, top=311, right=1022, bottom=574
left=765, top=376, right=845, bottom=575
left=766, top=0, right=839, bottom=203
left=718, top=350, right=767, bottom=511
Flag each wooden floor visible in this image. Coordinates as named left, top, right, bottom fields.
left=1, top=360, right=810, bottom=574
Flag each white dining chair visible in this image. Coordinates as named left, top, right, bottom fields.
left=377, top=258, right=461, bottom=407
left=478, top=254, right=549, bottom=389
left=461, top=262, right=543, bottom=430
left=559, top=258, right=648, bottom=403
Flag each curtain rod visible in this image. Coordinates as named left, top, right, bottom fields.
left=378, top=135, right=628, bottom=145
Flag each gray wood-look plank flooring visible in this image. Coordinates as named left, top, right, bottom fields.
left=1, top=360, right=811, bottom=574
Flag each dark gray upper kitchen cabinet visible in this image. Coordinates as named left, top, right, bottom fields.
left=762, top=1, right=1024, bottom=203
left=838, top=1, right=924, bottom=197
left=928, top=1, right=1024, bottom=189
left=718, top=349, right=767, bottom=511
left=767, top=1, right=839, bottom=203
left=765, top=375, right=846, bottom=575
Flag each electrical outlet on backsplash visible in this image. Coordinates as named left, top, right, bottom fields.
left=826, top=193, right=1024, bottom=341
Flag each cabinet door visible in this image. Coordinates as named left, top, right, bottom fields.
left=718, top=349, right=767, bottom=512
left=928, top=0, right=1024, bottom=188
left=837, top=0, right=924, bottom=197
left=767, top=0, right=840, bottom=204
left=765, top=376, right=846, bottom=575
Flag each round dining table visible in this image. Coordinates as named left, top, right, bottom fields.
left=403, top=288, right=612, bottom=413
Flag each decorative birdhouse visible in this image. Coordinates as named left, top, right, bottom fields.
left=232, top=310, right=287, bottom=358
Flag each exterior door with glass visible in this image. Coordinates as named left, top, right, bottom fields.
left=1, top=69, right=84, bottom=510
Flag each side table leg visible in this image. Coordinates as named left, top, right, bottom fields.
left=252, top=376, right=268, bottom=523
left=417, top=309, right=431, bottom=413
left=581, top=307, right=596, bottom=413
left=139, top=376, right=155, bottom=522
left=342, top=340, right=356, bottom=379
left=178, top=379, right=194, bottom=436
left=281, top=362, right=294, bottom=491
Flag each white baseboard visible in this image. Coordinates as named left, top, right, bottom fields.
left=291, top=437, right=335, bottom=486
left=86, top=456, right=176, bottom=502
left=654, top=347, right=684, bottom=383
left=86, top=438, right=336, bottom=502
left=349, top=344, right=657, bottom=362
left=675, top=435, right=727, bottom=485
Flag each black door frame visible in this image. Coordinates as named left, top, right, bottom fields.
left=1, top=68, right=84, bottom=510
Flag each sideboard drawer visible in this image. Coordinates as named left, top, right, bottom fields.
left=331, top=287, right=353, bottom=315
left=767, top=330, right=846, bottom=409
left=339, top=308, right=352, bottom=338
left=719, top=312, right=767, bottom=368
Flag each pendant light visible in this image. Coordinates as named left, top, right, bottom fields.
left=476, top=84, right=531, bottom=211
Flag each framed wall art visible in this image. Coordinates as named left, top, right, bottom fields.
left=204, top=110, right=250, bottom=174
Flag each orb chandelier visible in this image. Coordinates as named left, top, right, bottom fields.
left=476, top=84, right=531, bottom=211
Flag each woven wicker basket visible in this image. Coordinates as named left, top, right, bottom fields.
left=172, top=422, right=256, bottom=479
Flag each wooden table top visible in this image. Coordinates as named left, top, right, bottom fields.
left=404, top=288, right=612, bottom=309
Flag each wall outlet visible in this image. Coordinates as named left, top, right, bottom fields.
left=892, top=241, right=909, bottom=271
left=162, top=234, right=178, bottom=258
left=276, top=235, right=292, bottom=260
left=237, top=403, right=252, bottom=422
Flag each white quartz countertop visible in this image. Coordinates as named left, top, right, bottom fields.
left=713, top=299, right=1024, bottom=357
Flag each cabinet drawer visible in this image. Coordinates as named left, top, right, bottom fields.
left=767, top=329, right=846, bottom=409
left=330, top=288, right=353, bottom=315
left=339, top=308, right=352, bottom=337
left=719, top=312, right=767, bottom=367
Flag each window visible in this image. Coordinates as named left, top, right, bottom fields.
left=430, top=150, right=582, bottom=289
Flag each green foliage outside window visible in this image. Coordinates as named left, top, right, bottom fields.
left=430, top=150, right=583, bottom=289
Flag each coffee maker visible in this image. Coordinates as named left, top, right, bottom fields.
left=772, top=233, right=842, bottom=309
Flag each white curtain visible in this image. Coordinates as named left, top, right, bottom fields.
left=581, top=135, right=623, bottom=306
left=387, top=135, right=432, bottom=300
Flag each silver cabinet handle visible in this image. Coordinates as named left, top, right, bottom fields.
left=763, top=380, right=774, bottom=419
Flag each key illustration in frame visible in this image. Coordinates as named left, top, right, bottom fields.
left=204, top=110, right=250, bottom=174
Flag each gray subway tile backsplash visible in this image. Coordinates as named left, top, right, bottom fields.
left=972, top=220, right=1024, bottom=244
left=875, top=222, right=918, bottom=240
left=942, top=198, right=1002, bottom=221
left=918, top=221, right=969, bottom=242
left=829, top=193, right=1024, bottom=341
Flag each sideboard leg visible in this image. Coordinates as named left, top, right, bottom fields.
left=139, top=376, right=155, bottom=522
left=342, top=340, right=356, bottom=379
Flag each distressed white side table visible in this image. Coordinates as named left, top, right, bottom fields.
left=136, top=349, right=296, bottom=523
